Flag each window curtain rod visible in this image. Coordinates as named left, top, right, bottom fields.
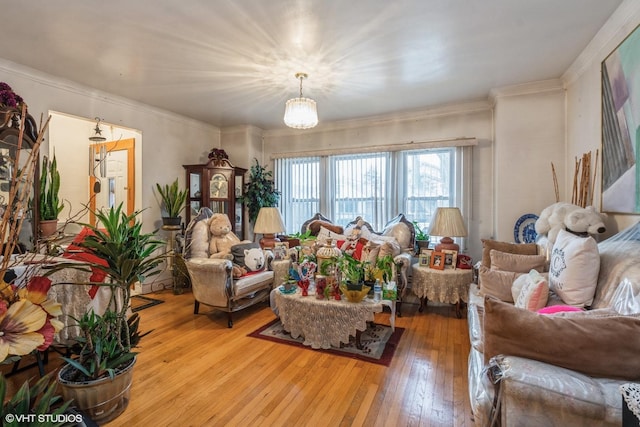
left=270, top=137, right=477, bottom=159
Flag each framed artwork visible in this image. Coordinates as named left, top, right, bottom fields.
left=601, top=23, right=640, bottom=214
left=430, top=251, right=445, bottom=270
left=273, top=241, right=289, bottom=260
left=419, top=253, right=430, bottom=267
left=442, top=249, right=458, bottom=270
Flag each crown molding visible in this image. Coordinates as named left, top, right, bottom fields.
left=563, top=0, right=640, bottom=86
left=0, top=58, right=219, bottom=130
left=488, top=79, right=565, bottom=106
left=264, top=99, right=491, bottom=138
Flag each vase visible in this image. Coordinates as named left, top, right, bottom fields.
left=39, top=219, right=58, bottom=238
left=57, top=357, right=136, bottom=424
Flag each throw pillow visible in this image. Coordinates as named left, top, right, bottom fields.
left=483, top=296, right=640, bottom=380
left=316, top=225, right=346, bottom=243
left=231, top=242, right=266, bottom=272
left=490, top=250, right=546, bottom=273
left=481, top=239, right=538, bottom=269
left=549, top=229, right=600, bottom=307
left=514, top=269, right=549, bottom=311
left=478, top=266, right=521, bottom=302
left=537, top=305, right=584, bottom=315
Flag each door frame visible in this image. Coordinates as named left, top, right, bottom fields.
left=89, top=138, right=135, bottom=225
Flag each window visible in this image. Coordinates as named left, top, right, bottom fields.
left=275, top=146, right=468, bottom=235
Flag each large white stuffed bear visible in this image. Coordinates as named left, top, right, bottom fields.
left=535, top=202, right=606, bottom=244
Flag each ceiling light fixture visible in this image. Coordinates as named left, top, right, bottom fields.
left=88, top=117, right=106, bottom=142
left=284, top=72, right=318, bottom=129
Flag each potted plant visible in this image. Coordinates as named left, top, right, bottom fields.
left=413, top=221, right=430, bottom=253
left=239, top=158, right=280, bottom=225
left=39, top=154, right=63, bottom=237
left=48, top=203, right=165, bottom=424
left=155, top=178, right=188, bottom=226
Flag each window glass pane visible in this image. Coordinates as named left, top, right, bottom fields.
left=403, top=148, right=455, bottom=233
left=275, top=157, right=320, bottom=233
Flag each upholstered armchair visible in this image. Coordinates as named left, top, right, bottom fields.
left=184, top=208, right=275, bottom=327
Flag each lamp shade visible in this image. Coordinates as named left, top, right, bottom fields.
left=428, top=207, right=467, bottom=252
left=254, top=207, right=286, bottom=249
left=284, top=97, right=318, bottom=129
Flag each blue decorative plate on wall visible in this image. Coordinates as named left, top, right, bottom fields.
left=514, top=214, right=539, bottom=243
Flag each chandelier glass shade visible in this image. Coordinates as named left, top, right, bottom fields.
left=284, top=73, right=318, bottom=129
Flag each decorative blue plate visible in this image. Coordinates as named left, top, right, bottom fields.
left=279, top=285, right=297, bottom=295
left=514, top=214, right=539, bottom=243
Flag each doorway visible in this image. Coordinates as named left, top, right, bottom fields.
left=89, top=138, right=135, bottom=226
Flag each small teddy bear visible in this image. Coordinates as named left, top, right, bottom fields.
left=208, top=213, right=241, bottom=259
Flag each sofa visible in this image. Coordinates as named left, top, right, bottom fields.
left=468, top=222, right=640, bottom=426
left=183, top=208, right=277, bottom=328
left=273, top=213, right=416, bottom=315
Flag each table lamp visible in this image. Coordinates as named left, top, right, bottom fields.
left=254, top=207, right=286, bottom=249
left=428, top=207, right=468, bottom=252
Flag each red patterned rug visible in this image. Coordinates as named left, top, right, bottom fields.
left=248, top=318, right=404, bottom=366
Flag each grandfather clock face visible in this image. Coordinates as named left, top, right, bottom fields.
left=209, top=173, right=228, bottom=199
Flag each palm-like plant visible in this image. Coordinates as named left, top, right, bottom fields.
left=48, top=203, right=165, bottom=381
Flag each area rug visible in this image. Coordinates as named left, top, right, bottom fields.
left=248, top=319, right=404, bottom=366
left=131, top=295, right=164, bottom=312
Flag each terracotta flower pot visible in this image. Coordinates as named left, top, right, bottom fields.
left=39, top=219, right=58, bottom=238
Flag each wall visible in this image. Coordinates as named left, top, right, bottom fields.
left=0, top=59, right=220, bottom=234
left=491, top=81, right=567, bottom=241
left=564, top=0, right=640, bottom=237
left=261, top=102, right=494, bottom=261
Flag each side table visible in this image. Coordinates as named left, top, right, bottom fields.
left=161, top=225, right=183, bottom=293
left=621, top=383, right=640, bottom=427
left=411, top=263, right=473, bottom=318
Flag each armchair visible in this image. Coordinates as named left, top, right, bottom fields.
left=184, top=208, right=274, bottom=327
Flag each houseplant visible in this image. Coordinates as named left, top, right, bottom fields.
left=155, top=178, right=188, bottom=226
left=48, top=203, right=165, bottom=423
left=413, top=221, right=430, bottom=253
left=39, top=154, right=63, bottom=237
left=239, top=158, right=280, bottom=225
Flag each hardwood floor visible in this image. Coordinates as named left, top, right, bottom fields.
left=2, top=290, right=473, bottom=427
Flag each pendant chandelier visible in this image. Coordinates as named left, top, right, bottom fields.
left=284, top=72, right=318, bottom=129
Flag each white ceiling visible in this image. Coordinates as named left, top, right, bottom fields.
left=0, top=0, right=622, bottom=130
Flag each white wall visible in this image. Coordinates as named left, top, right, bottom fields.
left=491, top=81, right=567, bottom=241
left=564, top=0, right=640, bottom=237
left=0, top=59, right=221, bottom=234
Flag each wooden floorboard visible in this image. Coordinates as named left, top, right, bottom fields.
left=1, top=289, right=474, bottom=427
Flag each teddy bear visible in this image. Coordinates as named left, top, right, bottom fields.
left=340, top=219, right=364, bottom=256
left=208, top=213, right=242, bottom=259
left=242, top=247, right=266, bottom=272
left=535, top=202, right=606, bottom=244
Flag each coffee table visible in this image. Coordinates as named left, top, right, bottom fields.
left=411, top=263, right=473, bottom=318
left=273, top=288, right=395, bottom=350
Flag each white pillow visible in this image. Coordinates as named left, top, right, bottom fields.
left=515, top=269, right=549, bottom=311
left=549, top=229, right=600, bottom=307
left=316, top=226, right=346, bottom=243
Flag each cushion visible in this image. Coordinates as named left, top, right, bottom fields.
left=537, top=305, right=584, bottom=315
left=549, top=229, right=600, bottom=307
left=382, top=221, right=412, bottom=250
left=231, top=242, right=265, bottom=272
left=478, top=266, right=521, bottom=302
left=316, top=225, right=346, bottom=243
left=481, top=239, right=538, bottom=268
left=483, top=296, right=640, bottom=380
left=490, top=250, right=546, bottom=273
left=514, top=270, right=549, bottom=311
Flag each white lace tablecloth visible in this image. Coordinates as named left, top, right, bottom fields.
left=411, top=263, right=473, bottom=304
left=621, top=383, right=640, bottom=422
left=273, top=289, right=395, bottom=350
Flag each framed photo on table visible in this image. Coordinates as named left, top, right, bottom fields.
left=430, top=251, right=446, bottom=270
left=442, top=249, right=458, bottom=270
left=273, top=241, right=290, bottom=260
left=419, top=251, right=431, bottom=267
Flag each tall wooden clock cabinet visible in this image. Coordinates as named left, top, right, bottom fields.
left=182, top=158, right=247, bottom=239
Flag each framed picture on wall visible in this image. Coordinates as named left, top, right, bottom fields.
left=601, top=23, right=640, bottom=214
left=430, top=251, right=445, bottom=270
